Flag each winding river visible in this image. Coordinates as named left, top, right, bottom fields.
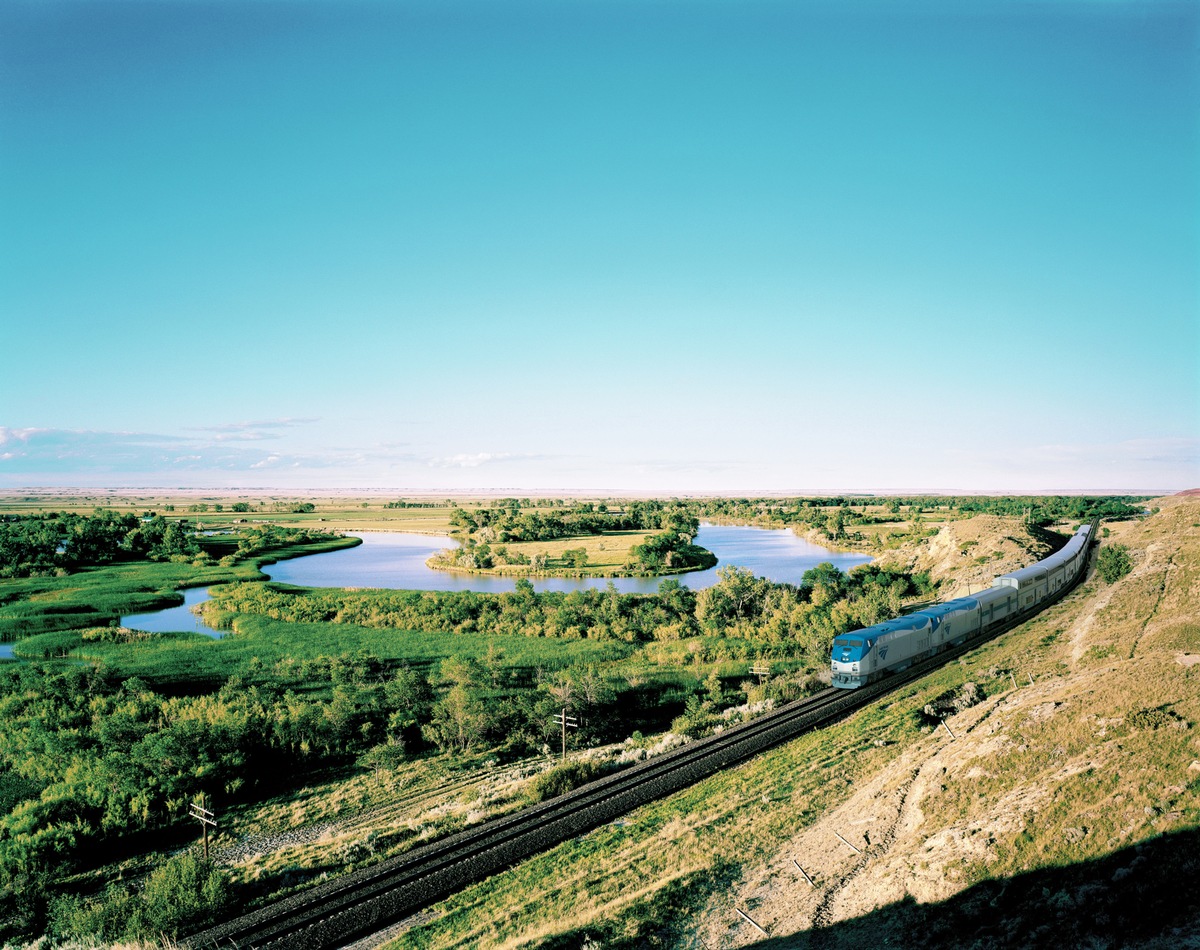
left=120, top=524, right=871, bottom=636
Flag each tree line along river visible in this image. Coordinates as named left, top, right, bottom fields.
left=121, top=524, right=872, bottom=636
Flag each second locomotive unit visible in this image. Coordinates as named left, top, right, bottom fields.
left=831, top=523, right=1093, bottom=689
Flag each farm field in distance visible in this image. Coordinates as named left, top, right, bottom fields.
left=0, top=491, right=1179, bottom=948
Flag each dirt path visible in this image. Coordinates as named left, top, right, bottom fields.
left=1128, top=552, right=1173, bottom=660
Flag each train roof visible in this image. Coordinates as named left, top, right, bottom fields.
left=838, top=613, right=925, bottom=644
left=840, top=595, right=984, bottom=644
left=994, top=524, right=1090, bottom=590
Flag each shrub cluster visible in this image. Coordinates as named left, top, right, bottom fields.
left=0, top=510, right=198, bottom=577
left=1097, top=544, right=1133, bottom=584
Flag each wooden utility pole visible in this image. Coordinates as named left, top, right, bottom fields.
left=552, top=708, right=578, bottom=760
left=750, top=664, right=770, bottom=685
left=189, top=798, right=217, bottom=861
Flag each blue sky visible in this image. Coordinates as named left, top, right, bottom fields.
left=2, top=0, right=1196, bottom=493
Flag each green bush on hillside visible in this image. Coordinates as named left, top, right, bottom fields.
left=528, top=759, right=608, bottom=802
left=49, top=851, right=229, bottom=940
left=1097, top=544, right=1133, bottom=584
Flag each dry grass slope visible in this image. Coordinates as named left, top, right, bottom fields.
left=692, top=495, right=1199, bottom=948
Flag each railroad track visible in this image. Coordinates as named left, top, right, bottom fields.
left=187, top=524, right=1098, bottom=950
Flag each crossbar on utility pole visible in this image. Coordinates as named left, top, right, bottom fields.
left=552, top=708, right=578, bottom=760
left=189, top=798, right=217, bottom=861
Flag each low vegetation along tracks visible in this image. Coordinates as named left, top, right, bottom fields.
left=187, top=526, right=1098, bottom=950
left=188, top=688, right=878, bottom=949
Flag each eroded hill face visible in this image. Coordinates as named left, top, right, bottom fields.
left=691, top=496, right=1199, bottom=948
left=878, top=514, right=1063, bottom=599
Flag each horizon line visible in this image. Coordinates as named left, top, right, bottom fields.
left=0, top=486, right=1184, bottom=498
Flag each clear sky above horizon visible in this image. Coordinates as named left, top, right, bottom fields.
left=2, top=0, right=1197, bottom=494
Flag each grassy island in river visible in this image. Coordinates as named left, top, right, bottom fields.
left=426, top=502, right=718, bottom=578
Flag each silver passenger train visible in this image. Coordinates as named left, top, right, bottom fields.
left=831, top=524, right=1093, bottom=689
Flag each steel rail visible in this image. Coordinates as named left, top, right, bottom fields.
left=187, top=521, right=1097, bottom=950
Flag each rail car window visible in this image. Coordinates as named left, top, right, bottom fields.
left=834, top=639, right=863, bottom=648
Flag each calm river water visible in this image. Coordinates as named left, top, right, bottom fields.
left=121, top=524, right=871, bottom=635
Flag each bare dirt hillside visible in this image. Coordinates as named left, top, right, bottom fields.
left=878, top=515, right=1062, bottom=599
left=691, top=496, right=1200, bottom=949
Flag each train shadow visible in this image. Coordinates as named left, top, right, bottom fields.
left=737, top=826, right=1200, bottom=949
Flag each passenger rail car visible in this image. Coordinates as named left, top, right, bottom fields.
left=832, top=523, right=1093, bottom=689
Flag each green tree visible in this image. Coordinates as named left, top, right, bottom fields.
left=358, top=741, right=408, bottom=782
left=425, top=684, right=486, bottom=753
left=704, top=670, right=724, bottom=705
left=1097, top=544, right=1133, bottom=584
left=140, top=851, right=229, bottom=935
left=563, top=547, right=588, bottom=568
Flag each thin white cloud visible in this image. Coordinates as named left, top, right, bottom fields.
left=208, top=431, right=280, bottom=442
left=0, top=426, right=50, bottom=446
left=190, top=418, right=318, bottom=433
left=432, top=452, right=515, bottom=469
left=186, top=418, right=318, bottom=442
left=2, top=425, right=1192, bottom=493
